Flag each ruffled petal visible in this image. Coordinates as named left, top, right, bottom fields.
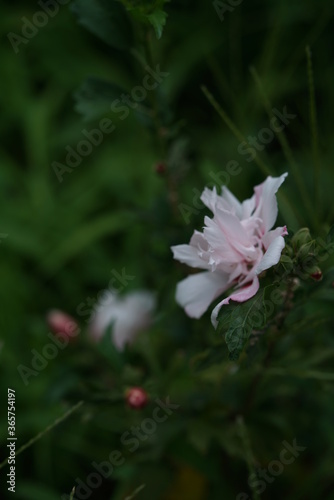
left=200, top=186, right=218, bottom=212
left=215, top=208, right=260, bottom=260
left=262, top=225, right=288, bottom=250
left=255, top=235, right=285, bottom=275
left=221, top=186, right=243, bottom=216
left=241, top=194, right=256, bottom=219
left=254, top=173, right=288, bottom=232
left=171, top=243, right=209, bottom=269
left=189, top=230, right=209, bottom=251
left=214, top=208, right=249, bottom=244
left=211, top=276, right=260, bottom=328
left=176, top=271, right=229, bottom=319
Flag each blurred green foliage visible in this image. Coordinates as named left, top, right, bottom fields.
left=1, top=0, right=334, bottom=499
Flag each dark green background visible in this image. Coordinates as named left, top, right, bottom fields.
left=1, top=0, right=334, bottom=499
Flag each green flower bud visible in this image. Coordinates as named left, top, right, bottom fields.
left=279, top=254, right=294, bottom=272
left=296, top=240, right=315, bottom=261
left=291, top=228, right=312, bottom=251
left=284, top=243, right=294, bottom=258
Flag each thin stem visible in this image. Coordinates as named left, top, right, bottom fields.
left=141, top=30, right=179, bottom=216
left=236, top=416, right=260, bottom=500
left=306, top=46, right=320, bottom=212
left=142, top=31, right=166, bottom=156
left=239, top=278, right=295, bottom=418
left=249, top=66, right=317, bottom=229
left=229, top=8, right=242, bottom=95
left=240, top=338, right=276, bottom=418
left=201, top=85, right=272, bottom=177
left=0, top=401, right=83, bottom=470
left=125, top=483, right=146, bottom=500
left=207, top=55, right=237, bottom=105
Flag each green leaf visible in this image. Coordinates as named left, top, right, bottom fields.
left=147, top=9, right=167, bottom=39
left=71, top=0, right=132, bottom=50
left=219, top=286, right=272, bottom=361
left=74, top=78, right=126, bottom=121
left=120, top=0, right=168, bottom=39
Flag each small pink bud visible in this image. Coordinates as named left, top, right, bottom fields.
left=154, top=162, right=166, bottom=175
left=46, top=310, right=79, bottom=339
left=126, top=387, right=148, bottom=409
left=310, top=270, right=323, bottom=281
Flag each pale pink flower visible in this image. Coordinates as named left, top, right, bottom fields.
left=88, top=290, right=156, bottom=350
left=171, top=173, right=288, bottom=328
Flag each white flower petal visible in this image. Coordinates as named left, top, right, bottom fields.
left=171, top=243, right=209, bottom=269
left=113, top=320, right=136, bottom=350
left=254, top=173, right=288, bottom=232
left=262, top=225, right=288, bottom=250
left=189, top=230, right=208, bottom=248
left=221, top=186, right=242, bottom=216
left=215, top=208, right=250, bottom=244
left=200, top=186, right=218, bottom=212
left=89, top=290, right=155, bottom=349
left=255, top=235, right=285, bottom=275
left=89, top=290, right=118, bottom=341
left=241, top=194, right=256, bottom=219
left=176, top=271, right=229, bottom=319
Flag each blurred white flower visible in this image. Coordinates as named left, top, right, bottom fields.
left=88, top=290, right=156, bottom=350
left=172, top=173, right=288, bottom=328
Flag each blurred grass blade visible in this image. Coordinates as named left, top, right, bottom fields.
left=236, top=416, right=260, bottom=500
left=41, top=211, right=134, bottom=273
left=0, top=401, right=83, bottom=471
left=249, top=66, right=317, bottom=229
left=201, top=85, right=273, bottom=177
left=306, top=46, right=320, bottom=211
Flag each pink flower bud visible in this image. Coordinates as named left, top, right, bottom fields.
left=46, top=310, right=79, bottom=340
left=126, top=387, right=148, bottom=409
left=310, top=270, right=323, bottom=281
